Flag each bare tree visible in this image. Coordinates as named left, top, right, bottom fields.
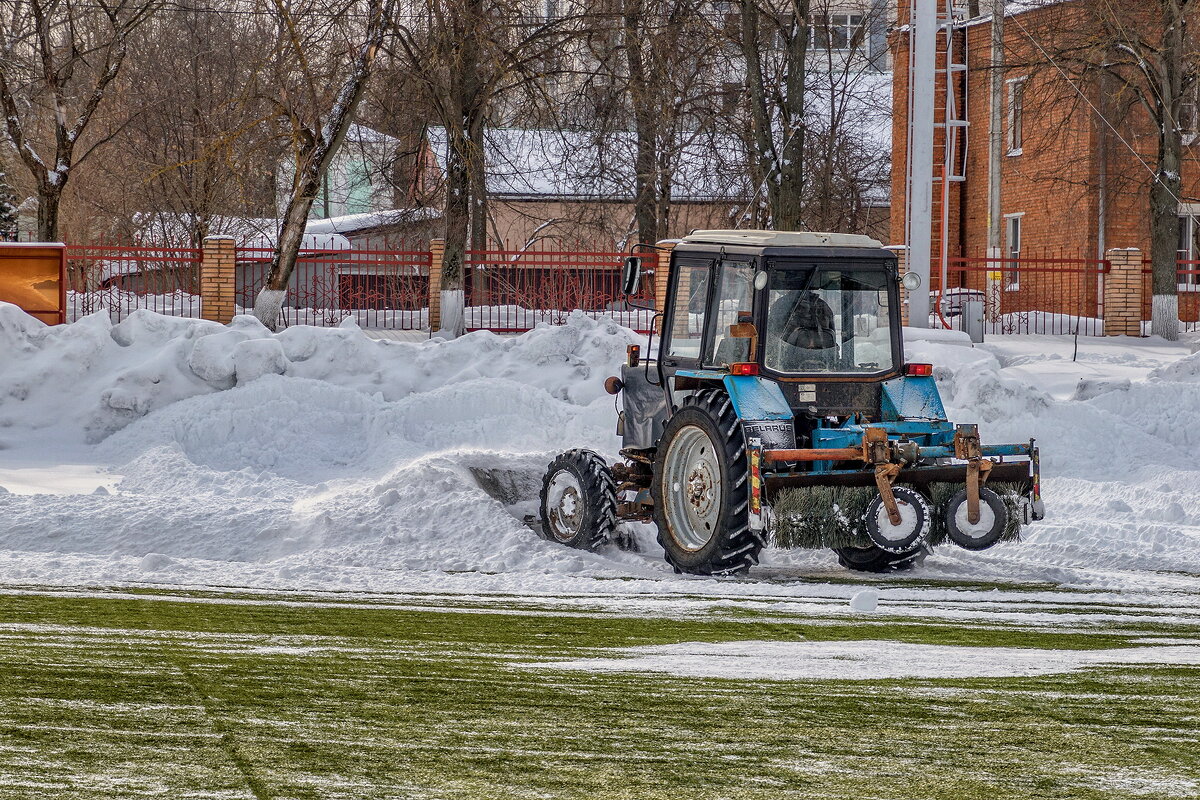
left=1019, top=0, right=1198, bottom=339
left=390, top=0, right=579, bottom=336
left=0, top=0, right=159, bottom=240
left=252, top=0, right=395, bottom=330
left=737, top=0, right=809, bottom=229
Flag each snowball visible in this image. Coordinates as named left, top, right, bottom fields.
left=849, top=589, right=879, bottom=612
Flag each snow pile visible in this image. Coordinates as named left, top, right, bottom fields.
left=0, top=303, right=647, bottom=582
left=1, top=301, right=1199, bottom=594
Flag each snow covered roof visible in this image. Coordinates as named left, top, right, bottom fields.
left=682, top=230, right=884, bottom=248
left=305, top=208, right=439, bottom=235
left=131, top=210, right=432, bottom=250
left=424, top=73, right=892, bottom=205
left=345, top=123, right=400, bottom=147
left=425, top=126, right=751, bottom=202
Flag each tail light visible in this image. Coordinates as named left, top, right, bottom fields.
left=905, top=363, right=933, bottom=377
left=729, top=362, right=759, bottom=376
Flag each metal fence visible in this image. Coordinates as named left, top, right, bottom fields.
left=65, top=244, right=202, bottom=322
left=464, top=247, right=658, bottom=333
left=1142, top=260, right=1200, bottom=333
left=236, top=247, right=432, bottom=329
left=938, top=255, right=1109, bottom=336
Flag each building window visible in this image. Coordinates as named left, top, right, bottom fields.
left=1177, top=206, right=1200, bottom=287
left=1004, top=214, right=1022, bottom=291
left=1007, top=78, right=1026, bottom=155
left=811, top=14, right=864, bottom=52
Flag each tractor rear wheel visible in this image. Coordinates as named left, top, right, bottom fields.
left=651, top=389, right=764, bottom=576
left=834, top=544, right=928, bottom=573
left=538, top=449, right=617, bottom=551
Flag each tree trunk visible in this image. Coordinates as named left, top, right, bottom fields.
left=624, top=0, right=660, bottom=245
left=437, top=0, right=482, bottom=339
left=253, top=0, right=390, bottom=330
left=776, top=1, right=808, bottom=230
left=1149, top=144, right=1181, bottom=340
left=740, top=1, right=781, bottom=226
left=1149, top=2, right=1182, bottom=340
left=467, top=107, right=488, bottom=305
left=37, top=186, right=61, bottom=242
left=441, top=122, right=470, bottom=337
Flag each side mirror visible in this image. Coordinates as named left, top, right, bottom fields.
left=621, top=255, right=642, bottom=296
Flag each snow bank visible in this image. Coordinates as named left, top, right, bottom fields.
left=0, top=304, right=649, bottom=580
left=2, top=300, right=1200, bottom=595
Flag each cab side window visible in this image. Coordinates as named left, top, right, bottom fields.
left=666, top=260, right=712, bottom=359
left=705, top=261, right=755, bottom=366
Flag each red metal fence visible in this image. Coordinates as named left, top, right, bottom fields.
left=463, top=247, right=658, bottom=333
left=1142, top=260, right=1200, bottom=333
left=236, top=246, right=432, bottom=329
left=937, top=254, right=1109, bottom=335
left=66, top=245, right=202, bottom=322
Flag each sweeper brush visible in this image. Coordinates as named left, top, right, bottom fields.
left=536, top=230, right=1044, bottom=575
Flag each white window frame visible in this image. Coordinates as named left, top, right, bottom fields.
left=1007, top=78, right=1026, bottom=156
left=810, top=13, right=865, bottom=53
left=1003, top=213, right=1023, bottom=291
left=1176, top=203, right=1200, bottom=289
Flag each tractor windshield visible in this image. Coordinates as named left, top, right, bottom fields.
left=764, top=267, right=895, bottom=375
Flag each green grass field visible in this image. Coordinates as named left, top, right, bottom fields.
left=1, top=586, right=1198, bottom=799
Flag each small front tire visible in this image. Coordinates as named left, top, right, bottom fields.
left=538, top=449, right=617, bottom=551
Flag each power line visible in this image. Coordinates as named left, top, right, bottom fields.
left=1008, top=10, right=1184, bottom=207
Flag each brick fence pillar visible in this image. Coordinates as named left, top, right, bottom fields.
left=201, top=236, right=236, bottom=324
left=887, top=245, right=909, bottom=326
left=427, top=238, right=445, bottom=332
left=653, top=240, right=676, bottom=334
left=1103, top=247, right=1144, bottom=337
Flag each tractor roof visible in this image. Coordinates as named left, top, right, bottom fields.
left=680, top=230, right=884, bottom=249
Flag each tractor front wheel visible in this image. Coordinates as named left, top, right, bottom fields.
left=538, top=449, right=617, bottom=551
left=651, top=389, right=764, bottom=576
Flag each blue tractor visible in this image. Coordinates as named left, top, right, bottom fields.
left=537, top=231, right=1044, bottom=574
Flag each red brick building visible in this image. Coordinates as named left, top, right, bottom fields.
left=889, top=1, right=1200, bottom=328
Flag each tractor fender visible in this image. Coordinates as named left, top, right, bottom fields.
left=673, top=371, right=795, bottom=450
left=881, top=374, right=948, bottom=422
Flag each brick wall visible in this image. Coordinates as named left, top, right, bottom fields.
left=890, top=3, right=1200, bottom=325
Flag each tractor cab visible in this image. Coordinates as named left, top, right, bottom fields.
left=654, top=230, right=904, bottom=417
left=618, top=231, right=911, bottom=451
left=536, top=230, right=1044, bottom=577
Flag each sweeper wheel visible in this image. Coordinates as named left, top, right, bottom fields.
left=652, top=389, right=764, bottom=576
left=538, top=449, right=617, bottom=551
left=833, top=544, right=929, bottom=573
left=944, top=486, right=1009, bottom=551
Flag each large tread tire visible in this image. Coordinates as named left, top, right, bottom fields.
left=651, top=389, right=765, bottom=576
left=538, top=449, right=617, bottom=552
left=834, top=544, right=929, bottom=573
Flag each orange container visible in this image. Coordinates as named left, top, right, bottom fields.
left=0, top=243, right=66, bottom=324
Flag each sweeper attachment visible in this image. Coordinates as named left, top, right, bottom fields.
left=538, top=230, right=1045, bottom=575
